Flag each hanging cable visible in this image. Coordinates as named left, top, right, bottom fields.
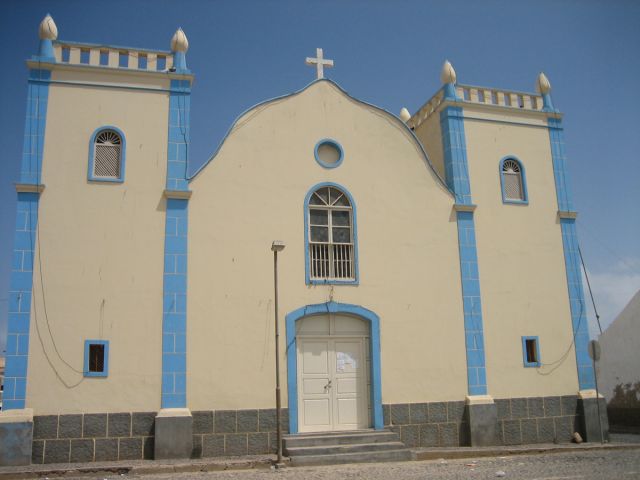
left=579, top=245, right=603, bottom=335
left=31, top=61, right=85, bottom=383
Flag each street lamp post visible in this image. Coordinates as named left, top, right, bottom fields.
left=271, top=240, right=286, bottom=467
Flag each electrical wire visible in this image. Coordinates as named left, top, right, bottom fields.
left=579, top=245, right=603, bottom=335
left=30, top=61, right=85, bottom=386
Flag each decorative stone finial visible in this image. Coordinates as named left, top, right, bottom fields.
left=440, top=60, right=457, bottom=84
left=399, top=108, right=411, bottom=123
left=537, top=72, right=554, bottom=111
left=537, top=72, right=551, bottom=94
left=171, top=28, right=189, bottom=52
left=39, top=14, right=58, bottom=40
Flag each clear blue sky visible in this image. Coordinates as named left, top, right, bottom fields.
left=1, top=0, right=639, bottom=354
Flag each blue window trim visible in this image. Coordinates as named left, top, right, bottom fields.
left=522, top=336, right=541, bottom=367
left=84, top=340, right=109, bottom=377
left=314, top=138, right=344, bottom=169
left=304, top=182, right=359, bottom=285
left=499, top=156, right=529, bottom=205
left=285, top=301, right=383, bottom=434
left=87, top=125, right=126, bottom=183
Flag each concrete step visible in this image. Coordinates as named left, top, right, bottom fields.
left=283, top=430, right=399, bottom=448
left=286, top=441, right=407, bottom=457
left=290, top=448, right=413, bottom=466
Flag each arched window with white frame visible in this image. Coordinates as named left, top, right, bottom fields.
left=500, top=157, right=528, bottom=204
left=88, top=127, right=126, bottom=182
left=305, top=184, right=358, bottom=284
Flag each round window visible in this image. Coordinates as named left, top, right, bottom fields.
left=314, top=139, right=344, bottom=168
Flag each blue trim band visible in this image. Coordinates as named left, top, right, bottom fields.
left=443, top=83, right=458, bottom=101
left=456, top=210, right=488, bottom=395
left=313, top=138, right=344, bottom=169
left=440, top=107, right=472, bottom=205
left=87, top=125, right=127, bottom=183
left=84, top=340, right=109, bottom=377
left=285, top=301, right=383, bottom=433
left=499, top=156, right=529, bottom=205
left=542, top=93, right=555, bottom=112
left=548, top=117, right=594, bottom=390
left=20, top=69, right=51, bottom=185
left=560, top=218, right=594, bottom=389
left=4, top=192, right=40, bottom=410
left=4, top=69, right=51, bottom=410
left=161, top=198, right=189, bottom=408
left=548, top=118, right=574, bottom=212
left=440, top=104, right=488, bottom=396
left=35, top=39, right=56, bottom=63
left=167, top=79, right=191, bottom=191
left=303, top=182, right=359, bottom=285
left=521, top=336, right=541, bottom=367
left=172, top=51, right=189, bottom=73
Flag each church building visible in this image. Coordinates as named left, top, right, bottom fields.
left=0, top=15, right=608, bottom=466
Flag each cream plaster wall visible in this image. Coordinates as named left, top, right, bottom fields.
left=462, top=106, right=579, bottom=398
left=414, top=112, right=445, bottom=181
left=25, top=71, right=170, bottom=414
left=188, top=81, right=467, bottom=411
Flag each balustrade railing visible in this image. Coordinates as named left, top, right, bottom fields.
left=52, top=41, right=174, bottom=72
left=409, top=84, right=543, bottom=129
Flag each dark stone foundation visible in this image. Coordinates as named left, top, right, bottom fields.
left=25, top=396, right=609, bottom=464
left=384, top=395, right=605, bottom=447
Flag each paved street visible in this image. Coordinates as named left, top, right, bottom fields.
left=59, top=449, right=640, bottom=480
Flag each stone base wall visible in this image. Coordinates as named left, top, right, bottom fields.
left=31, top=412, right=155, bottom=464
left=191, top=408, right=288, bottom=458
left=495, top=395, right=580, bottom=444
left=28, top=397, right=593, bottom=462
left=31, top=408, right=289, bottom=463
left=383, top=401, right=468, bottom=447
left=385, top=396, right=584, bottom=448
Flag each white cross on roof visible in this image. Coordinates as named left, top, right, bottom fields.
left=305, top=48, right=334, bottom=80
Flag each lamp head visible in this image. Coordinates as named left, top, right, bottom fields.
left=271, top=240, right=286, bottom=252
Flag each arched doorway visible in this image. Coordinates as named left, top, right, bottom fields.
left=286, top=302, right=383, bottom=434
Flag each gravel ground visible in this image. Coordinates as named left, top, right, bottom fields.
left=59, top=449, right=640, bottom=480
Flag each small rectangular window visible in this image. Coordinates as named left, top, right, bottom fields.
left=138, top=53, right=148, bottom=70
left=84, top=340, right=109, bottom=377
left=522, top=336, right=540, bottom=367
left=119, top=51, right=129, bottom=68
left=99, top=50, right=109, bottom=66
left=80, top=49, right=90, bottom=64
left=61, top=47, right=70, bottom=63
left=157, top=55, right=166, bottom=71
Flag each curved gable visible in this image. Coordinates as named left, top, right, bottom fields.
left=189, top=79, right=451, bottom=196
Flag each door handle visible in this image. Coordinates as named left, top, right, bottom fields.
left=324, top=380, right=332, bottom=390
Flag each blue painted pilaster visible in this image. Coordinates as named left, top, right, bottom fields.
left=440, top=105, right=488, bottom=396
left=161, top=198, right=189, bottom=408
left=160, top=78, right=192, bottom=409
left=4, top=193, right=40, bottom=410
left=3, top=69, right=50, bottom=410
left=20, top=70, right=51, bottom=185
left=166, top=80, right=191, bottom=191
left=548, top=117, right=594, bottom=390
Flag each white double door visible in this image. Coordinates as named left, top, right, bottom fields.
left=297, top=314, right=370, bottom=432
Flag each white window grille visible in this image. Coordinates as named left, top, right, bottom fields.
left=93, top=130, right=122, bottom=179
left=308, top=186, right=354, bottom=281
left=502, top=159, right=524, bottom=201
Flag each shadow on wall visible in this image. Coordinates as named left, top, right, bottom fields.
left=608, top=382, right=640, bottom=431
